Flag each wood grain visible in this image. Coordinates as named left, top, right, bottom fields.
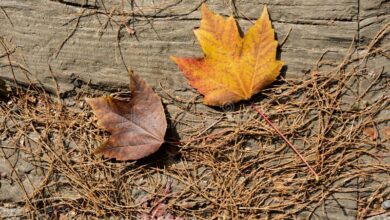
left=0, top=0, right=366, bottom=94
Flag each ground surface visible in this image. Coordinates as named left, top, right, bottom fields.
left=0, top=0, right=389, bottom=219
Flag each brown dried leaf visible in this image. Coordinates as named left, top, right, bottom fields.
left=363, top=127, right=378, bottom=141
left=139, top=178, right=184, bottom=220
left=86, top=74, right=167, bottom=161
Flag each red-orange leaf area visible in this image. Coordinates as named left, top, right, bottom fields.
left=171, top=4, right=284, bottom=106
left=86, top=74, right=167, bottom=161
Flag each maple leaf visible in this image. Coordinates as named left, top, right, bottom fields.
left=171, top=4, right=283, bottom=106
left=86, top=74, right=167, bottom=161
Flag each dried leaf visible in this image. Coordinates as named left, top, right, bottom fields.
left=171, top=4, right=283, bottom=106
left=86, top=74, right=167, bottom=161
left=363, top=127, right=378, bottom=141
left=139, top=178, right=184, bottom=220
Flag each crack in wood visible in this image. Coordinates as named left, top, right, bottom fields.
left=50, top=0, right=98, bottom=9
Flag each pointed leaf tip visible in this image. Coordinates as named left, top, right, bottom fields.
left=261, top=5, right=270, bottom=20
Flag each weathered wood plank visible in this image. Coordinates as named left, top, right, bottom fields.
left=0, top=0, right=358, bottom=94
left=359, top=0, right=389, bottom=43
left=358, top=0, right=390, bottom=104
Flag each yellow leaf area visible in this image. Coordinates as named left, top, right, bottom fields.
left=171, top=4, right=284, bottom=106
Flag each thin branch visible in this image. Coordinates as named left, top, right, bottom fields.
left=251, top=103, right=320, bottom=181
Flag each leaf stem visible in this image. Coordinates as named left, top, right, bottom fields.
left=251, top=103, right=319, bottom=181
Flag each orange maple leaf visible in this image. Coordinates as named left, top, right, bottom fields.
left=171, top=4, right=284, bottom=106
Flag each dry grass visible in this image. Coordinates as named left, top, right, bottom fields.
left=0, top=23, right=389, bottom=220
